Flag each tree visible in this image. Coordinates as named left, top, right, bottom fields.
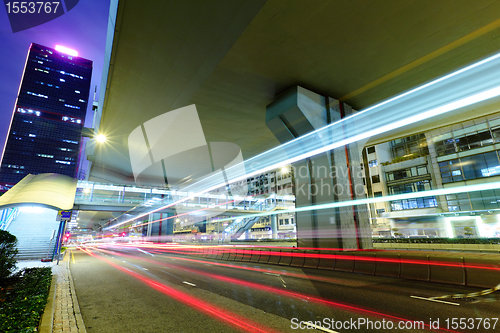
left=463, top=226, right=474, bottom=237
left=0, top=230, right=18, bottom=283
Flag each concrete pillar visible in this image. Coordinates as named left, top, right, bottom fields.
left=266, top=86, right=372, bottom=250
left=271, top=214, right=277, bottom=239
left=148, top=212, right=174, bottom=242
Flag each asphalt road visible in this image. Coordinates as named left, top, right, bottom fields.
left=70, top=245, right=500, bottom=333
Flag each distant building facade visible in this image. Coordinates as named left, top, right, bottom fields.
left=364, top=114, right=500, bottom=238
left=0, top=43, right=92, bottom=189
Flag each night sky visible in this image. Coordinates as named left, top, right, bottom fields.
left=0, top=1, right=111, bottom=156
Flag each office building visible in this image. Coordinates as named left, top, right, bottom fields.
left=364, top=114, right=500, bottom=238
left=0, top=43, right=92, bottom=189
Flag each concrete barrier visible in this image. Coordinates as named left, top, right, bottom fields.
left=278, top=251, right=292, bottom=266
left=429, top=254, right=465, bottom=285
left=463, top=255, right=500, bottom=288
left=303, top=250, right=320, bottom=269
left=216, top=248, right=225, bottom=260
left=241, top=249, right=252, bottom=262
left=268, top=249, right=281, bottom=265
left=353, top=252, right=376, bottom=275
left=250, top=249, right=261, bottom=263
left=235, top=249, right=245, bottom=261
left=480, top=244, right=494, bottom=252
left=400, top=254, right=429, bottom=281
left=317, top=251, right=335, bottom=270
left=334, top=252, right=354, bottom=273
left=201, top=247, right=210, bottom=258
left=210, top=247, right=220, bottom=259
left=258, top=250, right=271, bottom=264
left=374, top=252, right=401, bottom=278
left=227, top=248, right=238, bottom=261
left=220, top=248, right=231, bottom=260
left=463, top=244, right=480, bottom=251
left=290, top=250, right=305, bottom=267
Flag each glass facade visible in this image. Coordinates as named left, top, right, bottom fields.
left=431, top=116, right=500, bottom=211
left=385, top=164, right=429, bottom=182
left=0, top=43, right=92, bottom=188
left=390, top=134, right=428, bottom=158
left=433, top=117, right=500, bottom=157
left=387, top=180, right=437, bottom=211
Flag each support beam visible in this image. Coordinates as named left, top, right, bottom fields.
left=266, top=86, right=372, bottom=250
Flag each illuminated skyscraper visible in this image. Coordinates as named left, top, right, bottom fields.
left=0, top=43, right=92, bottom=189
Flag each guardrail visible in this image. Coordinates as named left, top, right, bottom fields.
left=164, top=246, right=500, bottom=289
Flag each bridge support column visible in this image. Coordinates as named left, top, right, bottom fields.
left=271, top=214, right=277, bottom=239
left=148, top=212, right=174, bottom=242
left=266, top=86, right=372, bottom=250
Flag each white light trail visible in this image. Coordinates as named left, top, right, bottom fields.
left=106, top=50, right=500, bottom=229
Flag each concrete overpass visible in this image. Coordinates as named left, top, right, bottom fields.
left=83, top=0, right=500, bottom=247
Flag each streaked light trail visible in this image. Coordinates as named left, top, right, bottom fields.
left=107, top=49, right=500, bottom=230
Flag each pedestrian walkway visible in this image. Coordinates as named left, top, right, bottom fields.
left=15, top=251, right=86, bottom=333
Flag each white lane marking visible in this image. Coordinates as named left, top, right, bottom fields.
left=279, top=275, right=287, bottom=288
left=183, top=281, right=196, bottom=287
left=410, top=295, right=460, bottom=306
left=204, top=264, right=212, bottom=266
left=136, top=248, right=155, bottom=257
left=263, top=272, right=280, bottom=276
left=143, top=268, right=148, bottom=270
left=300, top=321, right=339, bottom=333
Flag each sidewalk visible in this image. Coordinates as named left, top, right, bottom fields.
left=15, top=251, right=86, bottom=333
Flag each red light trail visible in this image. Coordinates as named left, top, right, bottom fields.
left=86, top=246, right=461, bottom=333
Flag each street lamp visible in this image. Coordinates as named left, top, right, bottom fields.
left=96, top=134, right=106, bottom=143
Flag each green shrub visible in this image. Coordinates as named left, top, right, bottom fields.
left=372, top=237, right=500, bottom=244
left=0, top=230, right=18, bottom=283
left=0, top=267, right=52, bottom=333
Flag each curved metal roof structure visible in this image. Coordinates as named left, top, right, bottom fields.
left=0, top=173, right=77, bottom=211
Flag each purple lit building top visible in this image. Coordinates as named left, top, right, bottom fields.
left=0, top=43, right=92, bottom=189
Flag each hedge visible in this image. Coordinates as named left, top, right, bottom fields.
left=372, top=237, right=500, bottom=244
left=0, top=267, right=52, bottom=333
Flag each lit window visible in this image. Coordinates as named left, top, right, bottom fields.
left=37, top=154, right=54, bottom=158
left=60, top=78, right=65, bottom=82
left=75, top=90, right=80, bottom=94
left=56, top=160, right=71, bottom=165
left=27, top=91, right=48, bottom=98
left=29, top=134, right=36, bottom=137
left=64, top=104, right=80, bottom=109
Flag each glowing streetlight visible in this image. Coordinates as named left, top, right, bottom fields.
left=96, top=134, right=106, bottom=143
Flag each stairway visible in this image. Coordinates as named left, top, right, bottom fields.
left=6, top=208, right=60, bottom=260
left=231, top=216, right=262, bottom=240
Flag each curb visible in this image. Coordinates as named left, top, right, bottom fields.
left=68, top=250, right=87, bottom=333
left=39, top=273, right=57, bottom=333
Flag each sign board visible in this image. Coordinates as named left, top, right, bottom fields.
left=56, top=210, right=72, bottom=221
